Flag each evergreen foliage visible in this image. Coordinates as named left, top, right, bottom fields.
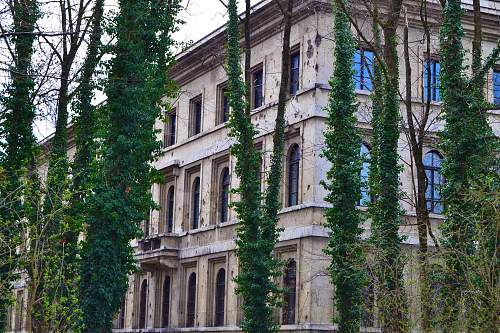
left=369, top=8, right=408, bottom=332
left=225, top=0, right=281, bottom=331
left=0, top=0, right=39, bottom=328
left=321, top=1, right=365, bottom=332
left=438, top=0, right=498, bottom=330
left=78, top=1, right=180, bottom=332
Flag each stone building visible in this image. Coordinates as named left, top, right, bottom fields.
left=5, top=0, right=500, bottom=332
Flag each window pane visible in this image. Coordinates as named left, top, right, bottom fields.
left=363, top=50, right=374, bottom=91
left=359, top=144, right=371, bottom=205
left=167, top=187, right=174, bottom=232
left=219, top=169, right=230, bottom=223
left=353, top=49, right=362, bottom=90
left=162, top=276, right=171, bottom=327
left=139, top=280, right=148, bottom=329
left=290, top=52, right=300, bottom=95
left=169, top=113, right=176, bottom=145
left=214, top=269, right=226, bottom=326
left=282, top=259, right=296, bottom=324
left=253, top=69, right=263, bottom=108
left=288, top=145, right=300, bottom=206
left=192, top=177, right=200, bottom=229
left=194, top=101, right=202, bottom=134
left=493, top=70, right=500, bottom=105
left=186, top=273, right=196, bottom=327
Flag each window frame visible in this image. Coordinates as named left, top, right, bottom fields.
left=353, top=47, right=374, bottom=91
left=358, top=143, right=371, bottom=206
left=166, top=185, right=175, bottom=233
left=164, top=108, right=177, bottom=147
left=214, top=268, right=226, bottom=326
left=493, top=67, right=500, bottom=105
left=251, top=64, right=264, bottom=109
left=287, top=144, right=300, bottom=207
left=191, top=177, right=201, bottom=230
left=216, top=82, right=230, bottom=125
left=423, top=57, right=441, bottom=102
left=186, top=272, right=197, bottom=327
left=161, top=275, right=171, bottom=328
left=282, top=258, right=297, bottom=325
left=289, top=47, right=300, bottom=95
left=423, top=150, right=444, bottom=214
left=138, top=279, right=148, bottom=329
left=218, top=168, right=230, bottom=223
left=189, top=95, right=203, bottom=137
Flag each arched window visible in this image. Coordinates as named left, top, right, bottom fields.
left=214, top=268, right=226, bottom=326
left=162, top=276, right=171, bottom=327
left=359, top=143, right=371, bottom=206
left=166, top=186, right=174, bottom=233
left=186, top=273, right=197, bottom=327
left=424, top=151, right=443, bottom=214
left=139, top=279, right=148, bottom=329
left=282, top=259, right=296, bottom=324
left=191, top=177, right=200, bottom=229
left=287, top=145, right=300, bottom=207
left=219, top=168, right=230, bottom=223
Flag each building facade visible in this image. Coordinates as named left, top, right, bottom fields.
left=5, top=0, right=500, bottom=332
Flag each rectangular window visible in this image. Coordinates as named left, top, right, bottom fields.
left=164, top=109, right=176, bottom=147
left=216, top=82, right=229, bottom=125
left=424, top=58, right=441, bottom=102
left=493, top=69, right=500, bottom=105
left=353, top=48, right=374, bottom=91
left=189, top=96, right=202, bottom=136
left=290, top=50, right=300, bottom=95
left=252, top=66, right=264, bottom=109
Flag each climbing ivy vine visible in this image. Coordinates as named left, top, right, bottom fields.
left=321, top=1, right=365, bottom=332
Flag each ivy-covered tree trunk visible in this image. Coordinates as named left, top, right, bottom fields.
left=226, top=0, right=285, bottom=331
left=321, top=1, right=364, bottom=332
left=0, top=0, right=39, bottom=328
left=369, top=1, right=408, bottom=332
left=72, top=0, right=104, bottom=216
left=78, top=1, right=180, bottom=332
left=438, top=1, right=497, bottom=331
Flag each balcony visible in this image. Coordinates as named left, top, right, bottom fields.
left=136, top=233, right=180, bottom=271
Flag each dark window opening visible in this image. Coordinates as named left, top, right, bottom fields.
left=282, top=259, right=296, bottom=324
left=424, top=151, right=443, bottom=214
left=219, top=168, right=230, bottom=223
left=162, top=276, right=171, bottom=328
left=190, top=97, right=202, bottom=136
left=287, top=144, right=300, bottom=207
left=217, top=84, right=230, bottom=124
left=290, top=51, right=300, bottom=95
left=167, top=186, right=174, bottom=233
left=191, top=177, right=200, bottom=229
left=424, top=58, right=441, bottom=102
left=139, top=279, right=148, bottom=329
left=353, top=48, right=374, bottom=91
left=165, top=110, right=176, bottom=147
left=186, top=273, right=197, bottom=327
left=214, top=268, right=226, bottom=326
left=252, top=67, right=264, bottom=109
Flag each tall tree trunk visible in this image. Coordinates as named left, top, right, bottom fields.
left=403, top=7, right=431, bottom=331
left=322, top=1, right=365, bottom=332
left=79, top=1, right=181, bottom=331
left=0, top=0, right=39, bottom=328
left=372, top=1, right=408, bottom=331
